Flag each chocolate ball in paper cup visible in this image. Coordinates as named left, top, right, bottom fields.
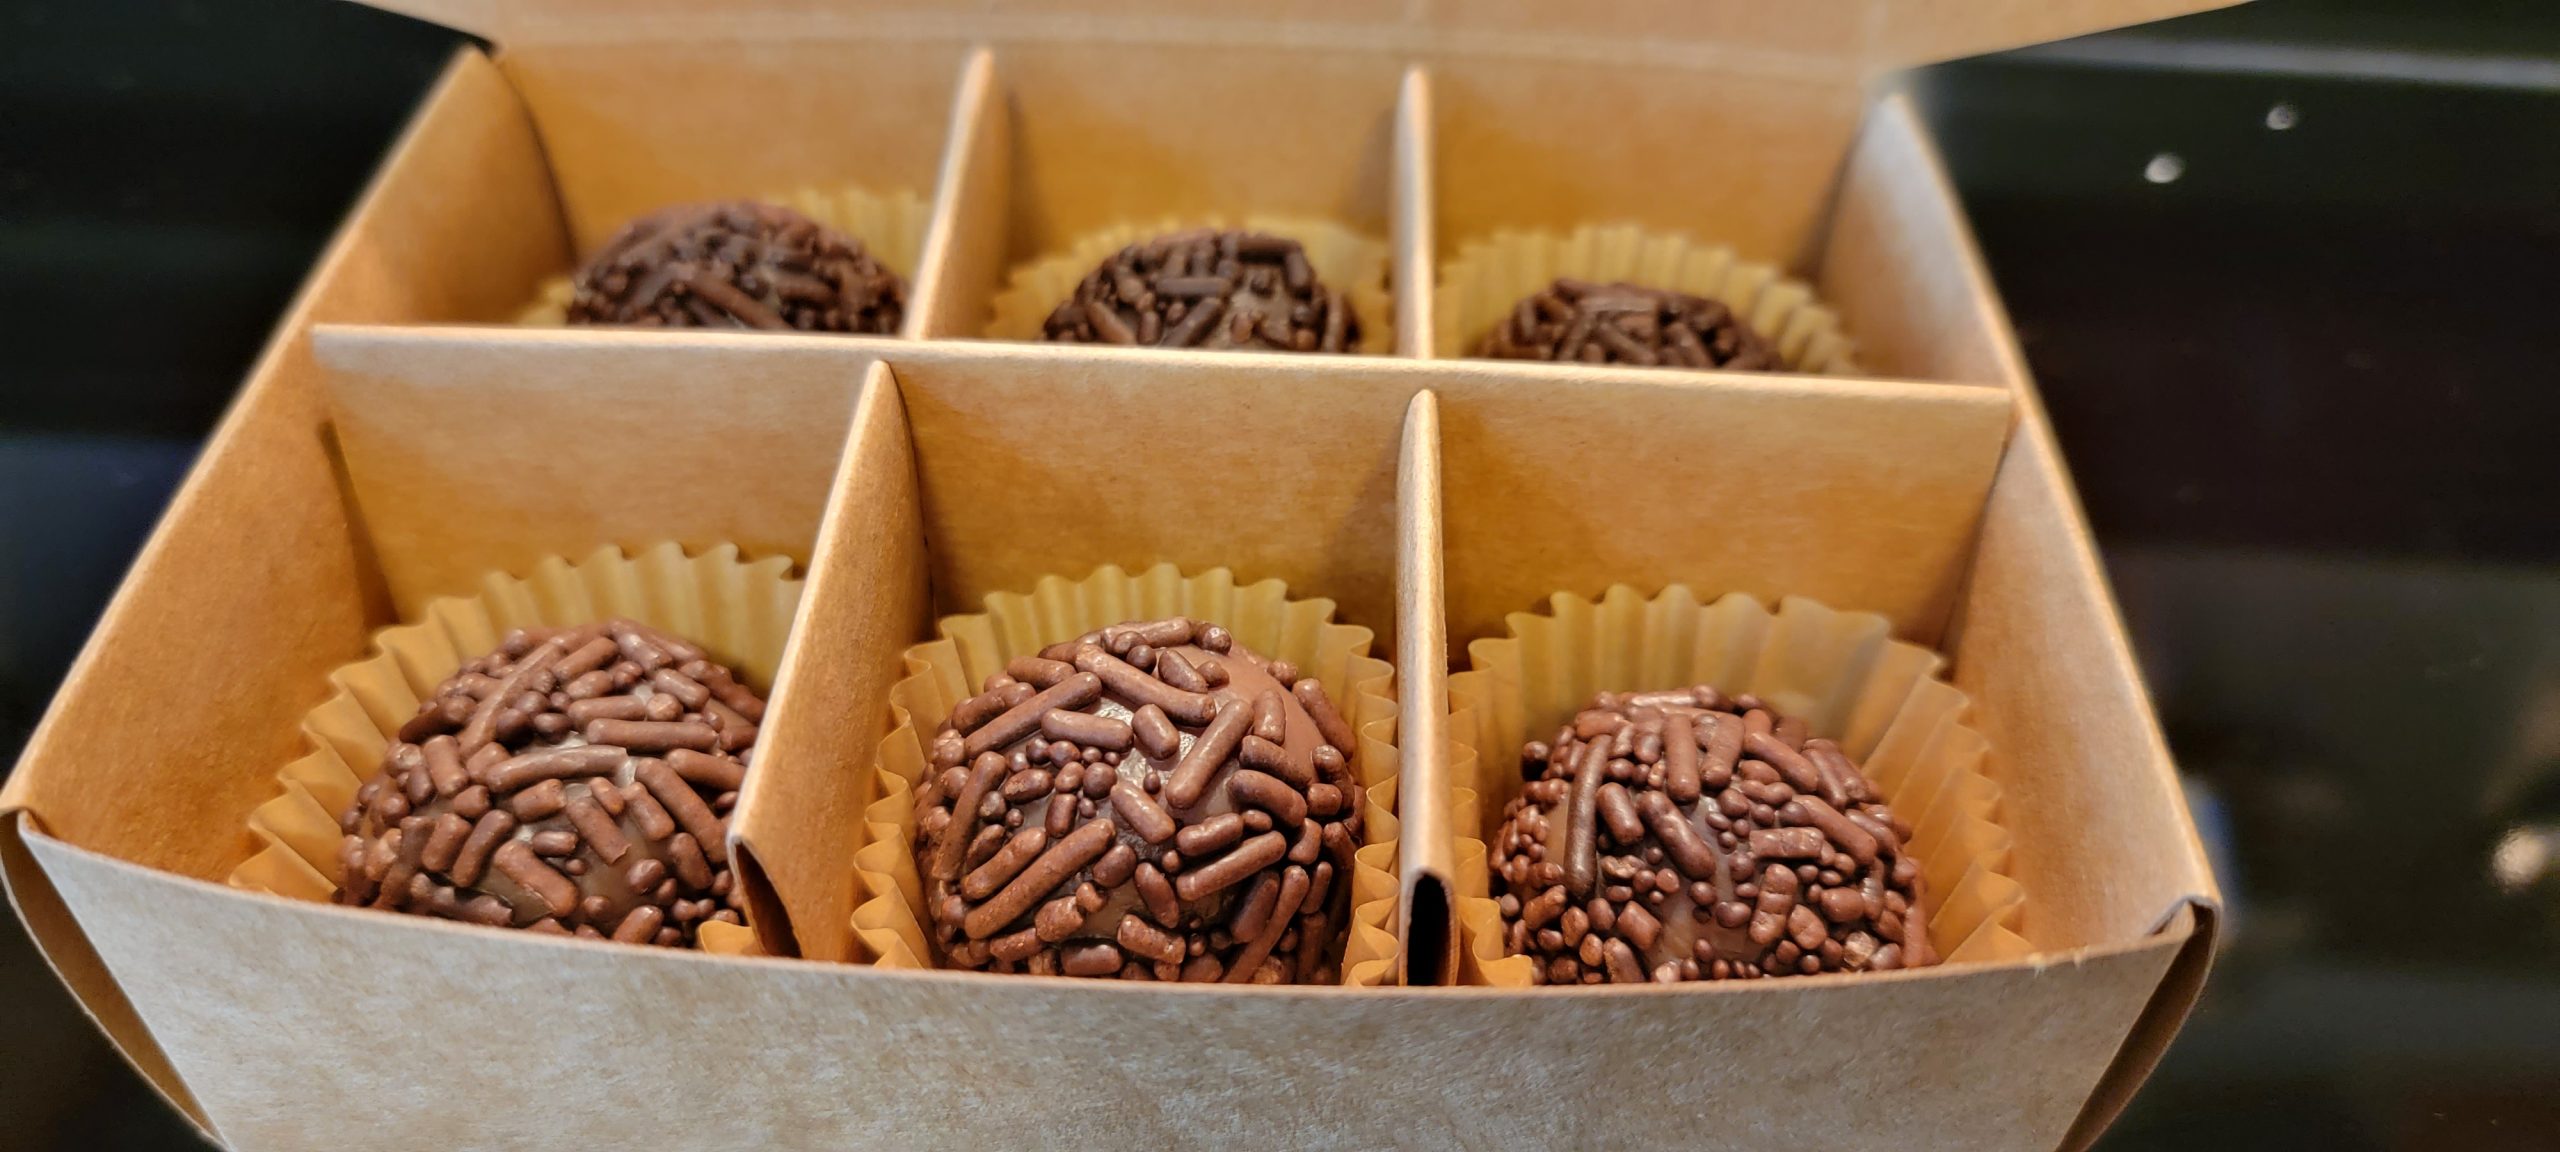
left=1447, top=587, right=2033, bottom=988
left=1437, top=223, right=1861, bottom=374
left=852, top=564, right=1405, bottom=986
left=913, top=616, right=1366, bottom=983
left=232, top=543, right=801, bottom=958
left=516, top=188, right=930, bottom=330
left=1491, top=685, right=1932, bottom=984
left=335, top=619, right=762, bottom=947
left=987, top=217, right=1393, bottom=355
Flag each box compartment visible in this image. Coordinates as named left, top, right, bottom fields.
left=1426, top=66, right=2018, bottom=387
left=966, top=42, right=1409, bottom=304
left=11, top=335, right=2200, bottom=1150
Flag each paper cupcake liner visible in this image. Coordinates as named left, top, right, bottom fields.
left=226, top=541, right=804, bottom=958
left=984, top=216, right=1393, bottom=355
left=1435, top=223, right=1861, bottom=374
left=1444, top=586, right=2028, bottom=987
left=850, top=564, right=1402, bottom=986
left=514, top=184, right=932, bottom=326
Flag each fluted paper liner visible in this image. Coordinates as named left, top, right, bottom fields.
left=985, top=216, right=1393, bottom=355
left=1445, top=586, right=2028, bottom=986
left=515, top=184, right=932, bottom=325
left=227, top=542, right=802, bottom=957
left=851, top=564, right=1401, bottom=986
left=1435, top=223, right=1861, bottom=374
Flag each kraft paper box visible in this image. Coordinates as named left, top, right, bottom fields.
left=1, top=3, right=2229, bottom=1149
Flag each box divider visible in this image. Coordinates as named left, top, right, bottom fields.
left=1393, top=390, right=1457, bottom=983
left=729, top=358, right=932, bottom=961
left=907, top=47, right=1012, bottom=340
left=1392, top=65, right=1436, bottom=359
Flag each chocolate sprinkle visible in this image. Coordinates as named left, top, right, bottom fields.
left=1040, top=229, right=1361, bottom=353
left=336, top=621, right=761, bottom=948
left=1491, top=687, right=1935, bottom=984
left=1471, top=278, right=1782, bottom=371
left=913, top=617, right=1362, bottom=982
left=566, top=200, right=904, bottom=334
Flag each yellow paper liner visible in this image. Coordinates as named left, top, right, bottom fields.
left=850, top=564, right=1401, bottom=986
left=1444, top=586, right=2028, bottom=986
left=226, top=541, right=804, bottom=958
left=1435, top=223, right=1862, bottom=374
left=984, top=216, right=1394, bottom=355
left=514, top=184, right=933, bottom=325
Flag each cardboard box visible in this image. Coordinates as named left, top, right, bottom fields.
left=3, top=3, right=2228, bottom=1148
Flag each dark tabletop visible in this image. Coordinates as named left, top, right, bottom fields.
left=3, top=1, right=2557, bottom=1148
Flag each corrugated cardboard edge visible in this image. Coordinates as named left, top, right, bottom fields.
left=1862, top=86, right=2227, bottom=1146
left=0, top=47, right=520, bottom=1140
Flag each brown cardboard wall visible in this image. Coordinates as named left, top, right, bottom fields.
left=1943, top=380, right=2221, bottom=953
left=319, top=330, right=882, bottom=616
left=19, top=825, right=2191, bottom=1151
left=1435, top=372, right=2014, bottom=648
left=1815, top=93, right=2020, bottom=387
left=496, top=39, right=973, bottom=257
left=987, top=42, right=1403, bottom=265
left=1430, top=57, right=1863, bottom=271
left=890, top=346, right=1418, bottom=634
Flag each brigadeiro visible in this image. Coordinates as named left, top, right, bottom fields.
left=1492, top=686, right=1934, bottom=985
left=565, top=200, right=905, bottom=333
left=1040, top=228, right=1360, bottom=352
left=912, top=617, right=1364, bottom=982
left=335, top=619, right=765, bottom=947
left=1472, top=278, right=1781, bottom=371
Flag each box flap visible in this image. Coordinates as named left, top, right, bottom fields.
left=2064, top=897, right=2223, bottom=1151
left=0, top=813, right=216, bottom=1141
left=352, top=1, right=2241, bottom=80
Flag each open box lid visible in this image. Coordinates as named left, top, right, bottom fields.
left=352, top=0, right=2240, bottom=80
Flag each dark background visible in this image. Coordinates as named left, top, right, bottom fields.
left=4, top=1, right=2557, bottom=1147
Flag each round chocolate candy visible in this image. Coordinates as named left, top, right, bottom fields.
left=1471, top=278, right=1781, bottom=371
left=565, top=200, right=905, bottom=334
left=335, top=620, right=763, bottom=947
left=912, top=617, right=1364, bottom=982
left=1491, top=687, right=1934, bottom=984
left=1040, top=228, right=1360, bottom=353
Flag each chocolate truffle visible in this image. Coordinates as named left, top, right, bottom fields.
left=335, top=620, right=763, bottom=947
left=565, top=200, right=905, bottom=333
left=1040, top=229, right=1360, bottom=352
left=912, top=617, right=1364, bottom=982
left=1491, top=686, right=1933, bottom=984
left=1471, top=278, right=1781, bottom=370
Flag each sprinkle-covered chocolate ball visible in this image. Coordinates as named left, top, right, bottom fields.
left=1472, top=278, right=1781, bottom=370
left=335, top=620, right=764, bottom=947
left=913, top=617, right=1364, bottom=982
left=1492, top=686, right=1933, bottom=984
left=566, top=200, right=905, bottom=334
left=1041, top=229, right=1360, bottom=352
